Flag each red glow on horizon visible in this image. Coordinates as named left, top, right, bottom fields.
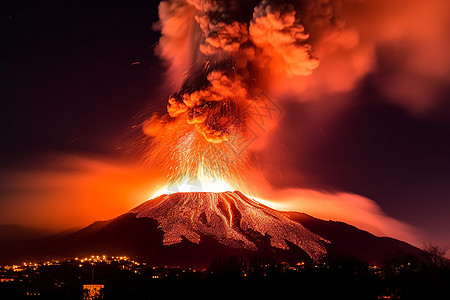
left=0, top=156, right=162, bottom=230
left=0, top=155, right=419, bottom=248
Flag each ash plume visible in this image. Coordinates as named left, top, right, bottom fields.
left=140, top=0, right=331, bottom=184
left=139, top=0, right=450, bottom=186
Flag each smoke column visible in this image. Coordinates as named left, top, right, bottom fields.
left=139, top=0, right=329, bottom=187
left=138, top=0, right=450, bottom=187
left=127, top=0, right=450, bottom=244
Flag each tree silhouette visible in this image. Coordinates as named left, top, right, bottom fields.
left=421, top=243, right=449, bottom=270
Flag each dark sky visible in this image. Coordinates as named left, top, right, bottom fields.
left=1, top=1, right=449, bottom=247
left=1, top=0, right=165, bottom=166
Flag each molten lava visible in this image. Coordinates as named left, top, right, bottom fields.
left=131, top=191, right=328, bottom=261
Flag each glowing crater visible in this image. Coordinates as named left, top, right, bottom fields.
left=151, top=175, right=235, bottom=198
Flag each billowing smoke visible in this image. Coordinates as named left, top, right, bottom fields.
left=269, top=0, right=450, bottom=113
left=140, top=0, right=450, bottom=186
left=249, top=0, right=319, bottom=77
left=126, top=0, right=450, bottom=245
left=140, top=0, right=334, bottom=185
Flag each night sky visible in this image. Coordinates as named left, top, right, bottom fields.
left=1, top=1, right=449, bottom=248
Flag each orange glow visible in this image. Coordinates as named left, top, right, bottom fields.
left=249, top=184, right=421, bottom=247
left=0, top=155, right=164, bottom=230
left=136, top=114, right=255, bottom=192
left=0, top=155, right=420, bottom=249
left=151, top=173, right=234, bottom=198
left=268, top=0, right=450, bottom=115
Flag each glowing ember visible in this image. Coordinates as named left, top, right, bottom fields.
left=135, top=114, right=252, bottom=191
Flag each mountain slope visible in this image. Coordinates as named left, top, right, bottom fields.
left=0, top=225, right=51, bottom=247
left=0, top=192, right=423, bottom=267
left=130, top=191, right=328, bottom=260
left=286, top=212, right=422, bottom=264
left=0, top=213, right=314, bottom=267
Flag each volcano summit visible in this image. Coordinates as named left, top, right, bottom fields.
left=131, top=191, right=328, bottom=261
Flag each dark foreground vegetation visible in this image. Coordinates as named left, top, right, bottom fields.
left=1, top=245, right=449, bottom=300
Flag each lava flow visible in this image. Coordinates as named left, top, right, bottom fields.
left=131, top=191, right=328, bottom=261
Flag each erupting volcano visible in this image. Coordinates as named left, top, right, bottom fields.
left=3, top=2, right=450, bottom=299
left=133, top=0, right=331, bottom=189
left=0, top=189, right=421, bottom=267
left=125, top=0, right=394, bottom=264
left=0, top=0, right=423, bottom=267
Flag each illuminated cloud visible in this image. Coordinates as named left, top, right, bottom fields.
left=137, top=1, right=449, bottom=245
left=257, top=187, right=421, bottom=247
left=273, top=0, right=450, bottom=115
left=0, top=156, right=161, bottom=230
left=250, top=0, right=319, bottom=77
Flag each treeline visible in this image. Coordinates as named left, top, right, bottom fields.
left=205, top=244, right=450, bottom=299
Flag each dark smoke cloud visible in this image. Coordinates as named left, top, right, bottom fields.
left=250, top=0, right=320, bottom=76
left=156, top=0, right=450, bottom=111
left=135, top=0, right=450, bottom=244
left=139, top=0, right=450, bottom=188
left=146, top=0, right=336, bottom=146
left=273, top=0, right=450, bottom=114
left=149, top=0, right=450, bottom=150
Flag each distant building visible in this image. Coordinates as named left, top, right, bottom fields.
left=25, top=291, right=40, bottom=296
left=82, top=284, right=104, bottom=300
